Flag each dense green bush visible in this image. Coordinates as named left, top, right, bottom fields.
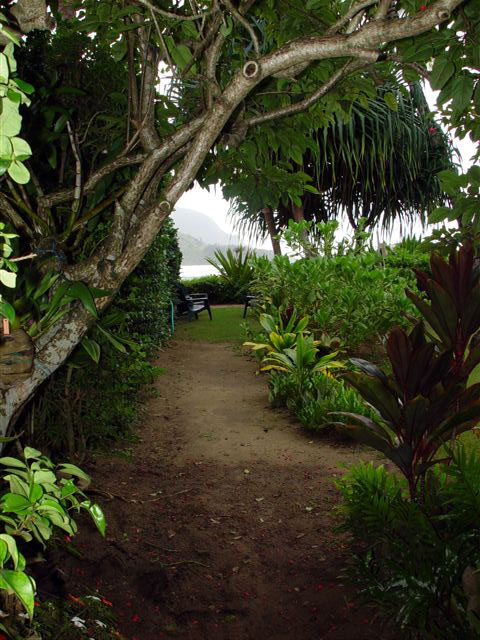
left=120, top=219, right=182, bottom=353
left=183, top=274, right=244, bottom=304
left=336, top=447, right=480, bottom=639
left=268, top=370, right=377, bottom=431
left=251, top=250, right=421, bottom=350
left=27, top=222, right=181, bottom=456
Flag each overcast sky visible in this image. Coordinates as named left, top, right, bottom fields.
left=175, top=85, right=477, bottom=249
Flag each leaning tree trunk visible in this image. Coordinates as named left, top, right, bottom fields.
left=262, top=206, right=282, bottom=256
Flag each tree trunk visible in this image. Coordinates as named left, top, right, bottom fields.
left=292, top=203, right=305, bottom=223
left=262, top=206, right=281, bottom=256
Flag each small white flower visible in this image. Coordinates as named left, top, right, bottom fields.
left=85, top=595, right=101, bottom=601
left=71, top=616, right=86, bottom=628
left=95, top=619, right=107, bottom=628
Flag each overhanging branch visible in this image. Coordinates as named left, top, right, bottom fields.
left=245, top=60, right=366, bottom=127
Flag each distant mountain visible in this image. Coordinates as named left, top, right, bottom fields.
left=177, top=232, right=273, bottom=265
left=171, top=207, right=273, bottom=265
left=171, top=207, right=241, bottom=245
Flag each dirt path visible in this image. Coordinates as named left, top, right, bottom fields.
left=63, top=340, right=398, bottom=640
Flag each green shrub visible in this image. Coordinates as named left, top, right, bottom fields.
left=182, top=274, right=243, bottom=304
left=343, top=245, right=480, bottom=498
left=268, top=370, right=376, bottom=432
left=0, top=448, right=104, bottom=620
left=120, top=219, right=181, bottom=353
left=206, top=247, right=254, bottom=295
left=251, top=252, right=420, bottom=350
left=26, top=222, right=181, bottom=455
left=336, top=447, right=480, bottom=639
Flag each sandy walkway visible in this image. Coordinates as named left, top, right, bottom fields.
left=61, top=340, right=398, bottom=640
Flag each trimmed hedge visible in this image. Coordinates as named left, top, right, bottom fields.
left=182, top=274, right=245, bottom=304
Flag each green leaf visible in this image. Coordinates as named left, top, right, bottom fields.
left=7, top=160, right=30, bottom=184
left=429, top=206, right=452, bottom=224
left=0, top=99, right=21, bottom=136
left=0, top=458, right=26, bottom=469
left=111, top=38, right=127, bottom=62
left=13, top=78, right=34, bottom=94
left=383, top=92, right=398, bottom=111
left=0, top=135, right=13, bottom=159
left=10, top=137, right=32, bottom=162
left=66, top=282, right=98, bottom=318
left=23, top=447, right=42, bottom=460
left=430, top=58, right=455, bottom=90
left=54, top=114, right=69, bottom=133
left=1, top=569, right=35, bottom=618
left=0, top=269, right=16, bottom=288
left=452, top=75, right=474, bottom=114
left=0, top=300, right=15, bottom=323
left=57, top=463, right=90, bottom=482
left=80, top=337, right=101, bottom=363
left=29, top=484, right=43, bottom=503
left=0, top=52, right=9, bottom=82
left=5, top=474, right=30, bottom=498
left=0, top=535, right=19, bottom=569
left=0, top=540, right=7, bottom=566
left=1, top=494, right=31, bottom=513
left=33, top=470, right=57, bottom=485
left=82, top=501, right=106, bottom=537
left=96, top=324, right=127, bottom=352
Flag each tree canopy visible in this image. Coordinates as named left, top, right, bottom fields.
left=209, top=83, right=455, bottom=248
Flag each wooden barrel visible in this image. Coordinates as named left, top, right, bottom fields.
left=0, top=329, right=34, bottom=383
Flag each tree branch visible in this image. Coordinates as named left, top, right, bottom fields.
left=327, top=0, right=379, bottom=35
left=134, top=0, right=218, bottom=21
left=0, top=193, right=34, bottom=240
left=221, top=0, right=260, bottom=56
left=246, top=60, right=367, bottom=126
left=39, top=153, right=148, bottom=208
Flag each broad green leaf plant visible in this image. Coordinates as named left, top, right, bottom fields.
left=0, top=14, right=33, bottom=184
left=0, top=446, right=105, bottom=618
left=341, top=245, right=480, bottom=498
left=243, top=308, right=311, bottom=358
left=427, top=165, right=480, bottom=250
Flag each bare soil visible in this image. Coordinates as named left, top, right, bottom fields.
left=59, top=340, right=400, bottom=640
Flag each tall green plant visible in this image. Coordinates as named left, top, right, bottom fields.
left=0, top=447, right=105, bottom=619
left=341, top=245, right=480, bottom=498
left=206, top=247, right=254, bottom=295
left=336, top=448, right=480, bottom=638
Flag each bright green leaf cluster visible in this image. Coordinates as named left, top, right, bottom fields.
left=0, top=21, right=34, bottom=184
left=429, top=165, right=480, bottom=239
left=0, top=447, right=105, bottom=618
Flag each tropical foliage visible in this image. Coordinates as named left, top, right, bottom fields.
left=22, top=221, right=181, bottom=456
left=336, top=447, right=480, bottom=638
left=206, top=247, right=254, bottom=296
left=0, top=447, right=104, bottom=619
left=250, top=249, right=419, bottom=350
left=213, top=84, right=454, bottom=245
left=342, top=245, right=480, bottom=497
left=0, top=0, right=470, bottom=435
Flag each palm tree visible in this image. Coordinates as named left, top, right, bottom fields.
left=222, top=84, right=455, bottom=252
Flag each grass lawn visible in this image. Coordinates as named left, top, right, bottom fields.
left=174, top=305, right=259, bottom=343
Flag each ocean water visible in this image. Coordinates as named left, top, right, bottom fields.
left=180, top=264, right=219, bottom=280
